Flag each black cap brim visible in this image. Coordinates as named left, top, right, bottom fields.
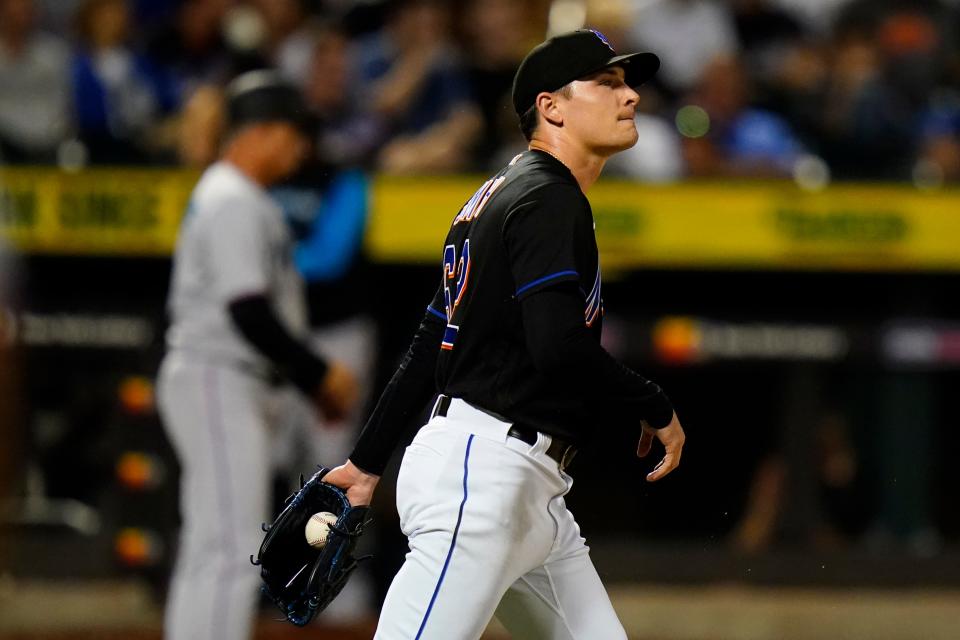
left=589, top=51, right=660, bottom=90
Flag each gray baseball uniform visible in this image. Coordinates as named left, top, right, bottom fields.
left=158, top=160, right=307, bottom=640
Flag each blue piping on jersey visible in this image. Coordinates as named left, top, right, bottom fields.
left=515, top=270, right=579, bottom=296
left=415, top=434, right=474, bottom=640
left=426, top=305, right=446, bottom=321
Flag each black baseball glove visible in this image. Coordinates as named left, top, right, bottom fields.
left=252, top=467, right=371, bottom=626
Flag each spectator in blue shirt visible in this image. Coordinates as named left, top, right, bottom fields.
left=353, top=0, right=481, bottom=173
left=71, top=0, right=179, bottom=163
left=916, top=90, right=960, bottom=183
left=683, top=54, right=804, bottom=176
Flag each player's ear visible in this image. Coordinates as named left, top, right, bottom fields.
left=536, top=92, right=563, bottom=127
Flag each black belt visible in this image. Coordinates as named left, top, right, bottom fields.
left=432, top=395, right=577, bottom=471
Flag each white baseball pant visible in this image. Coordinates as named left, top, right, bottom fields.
left=374, top=397, right=627, bottom=639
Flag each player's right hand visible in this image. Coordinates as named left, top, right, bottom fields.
left=315, top=362, right=358, bottom=422
left=637, top=412, right=685, bottom=482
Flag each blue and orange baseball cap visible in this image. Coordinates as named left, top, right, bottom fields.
left=511, top=29, right=660, bottom=116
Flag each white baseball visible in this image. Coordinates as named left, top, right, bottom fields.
left=305, top=511, right=338, bottom=549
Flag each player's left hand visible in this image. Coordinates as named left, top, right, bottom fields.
left=637, top=411, right=685, bottom=482
left=323, top=460, right=380, bottom=507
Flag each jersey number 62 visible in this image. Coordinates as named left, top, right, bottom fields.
left=441, top=239, right=470, bottom=350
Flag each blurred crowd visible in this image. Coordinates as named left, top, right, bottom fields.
left=2, top=0, right=960, bottom=183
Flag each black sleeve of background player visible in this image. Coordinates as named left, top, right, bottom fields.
left=228, top=293, right=328, bottom=396
left=521, top=282, right=675, bottom=428
left=349, top=299, right=446, bottom=475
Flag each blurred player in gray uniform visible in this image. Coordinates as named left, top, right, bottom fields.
left=157, top=71, right=357, bottom=640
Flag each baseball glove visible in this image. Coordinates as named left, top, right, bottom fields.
left=252, top=467, right=371, bottom=626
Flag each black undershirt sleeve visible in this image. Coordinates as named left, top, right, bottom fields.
left=521, top=282, right=674, bottom=429
left=349, top=304, right=446, bottom=475
left=227, top=293, right=328, bottom=395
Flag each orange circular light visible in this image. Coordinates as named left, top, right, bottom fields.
left=116, top=452, right=155, bottom=490
left=115, top=528, right=159, bottom=567
left=652, top=316, right=702, bottom=365
left=119, top=376, right=155, bottom=414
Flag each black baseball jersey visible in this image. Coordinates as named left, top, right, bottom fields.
left=349, top=149, right=672, bottom=475
left=426, top=150, right=607, bottom=442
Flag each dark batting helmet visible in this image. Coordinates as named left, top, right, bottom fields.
left=225, top=70, right=314, bottom=134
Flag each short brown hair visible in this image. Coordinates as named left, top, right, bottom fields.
left=517, top=84, right=572, bottom=141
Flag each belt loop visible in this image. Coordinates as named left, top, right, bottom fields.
left=431, top=394, right=451, bottom=419
left=534, top=432, right=550, bottom=456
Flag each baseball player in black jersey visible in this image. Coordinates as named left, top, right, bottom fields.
left=325, top=30, right=686, bottom=639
